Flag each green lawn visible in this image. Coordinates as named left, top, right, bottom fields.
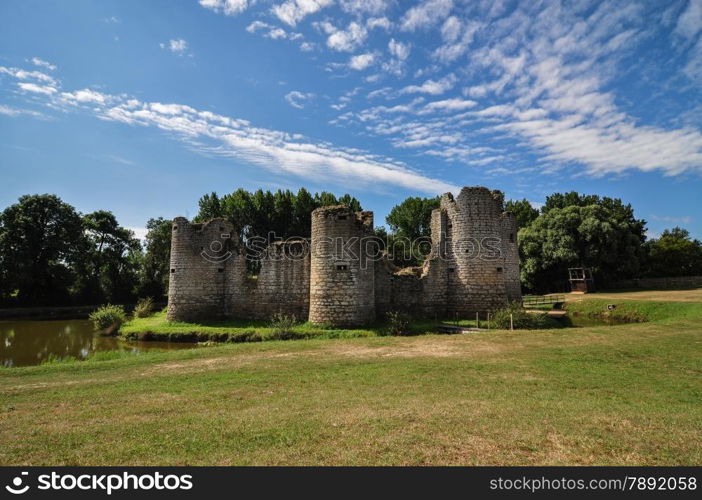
left=0, top=291, right=700, bottom=465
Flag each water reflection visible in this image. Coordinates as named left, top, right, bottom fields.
left=0, top=319, right=195, bottom=367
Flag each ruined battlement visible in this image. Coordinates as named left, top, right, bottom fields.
left=167, top=186, right=522, bottom=326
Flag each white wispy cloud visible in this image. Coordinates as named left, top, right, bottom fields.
left=330, top=87, right=360, bottom=110
left=388, top=38, right=410, bottom=60
left=60, top=88, right=111, bottom=105
left=285, top=90, right=315, bottom=109
left=160, top=38, right=189, bottom=55
left=421, top=98, right=477, bottom=113
left=349, top=52, right=376, bottom=70
left=2, top=65, right=456, bottom=194
left=199, top=0, right=250, bottom=16
left=17, top=82, right=57, bottom=95
left=339, top=0, right=390, bottom=16
left=30, top=57, right=56, bottom=71
left=380, top=38, right=412, bottom=76
left=684, top=36, right=702, bottom=81
left=273, top=0, right=333, bottom=27
left=433, top=19, right=481, bottom=63
left=366, top=17, right=392, bottom=30
left=0, top=66, right=56, bottom=85
left=247, top=20, right=303, bottom=41
left=400, top=74, right=456, bottom=95
left=320, top=21, right=368, bottom=52
left=674, top=0, right=702, bottom=42
left=440, top=16, right=461, bottom=42
left=400, top=0, right=453, bottom=31
left=0, top=104, right=48, bottom=119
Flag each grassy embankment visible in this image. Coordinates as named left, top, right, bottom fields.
left=0, top=289, right=700, bottom=465
left=119, top=311, right=445, bottom=342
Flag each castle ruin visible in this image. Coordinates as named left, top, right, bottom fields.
left=167, top=186, right=521, bottom=326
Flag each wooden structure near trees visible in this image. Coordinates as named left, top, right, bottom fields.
left=569, top=267, right=595, bottom=293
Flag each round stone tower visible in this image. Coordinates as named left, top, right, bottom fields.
left=167, top=217, right=241, bottom=322
left=309, top=205, right=375, bottom=327
left=441, top=187, right=522, bottom=316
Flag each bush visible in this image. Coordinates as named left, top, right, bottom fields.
left=269, top=313, right=298, bottom=340
left=134, top=297, right=155, bottom=318
left=489, top=302, right=555, bottom=330
left=89, top=304, right=127, bottom=334
left=386, top=310, right=411, bottom=336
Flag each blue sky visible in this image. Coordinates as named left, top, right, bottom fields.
left=1, top=0, right=701, bottom=240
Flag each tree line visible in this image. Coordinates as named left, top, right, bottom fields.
left=1, top=189, right=700, bottom=306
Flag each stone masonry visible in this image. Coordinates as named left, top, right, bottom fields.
left=167, top=186, right=521, bottom=326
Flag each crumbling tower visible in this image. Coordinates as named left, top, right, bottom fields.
left=309, top=206, right=376, bottom=326
left=441, top=187, right=521, bottom=316
left=167, top=217, right=243, bottom=321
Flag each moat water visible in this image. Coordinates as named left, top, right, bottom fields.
left=0, top=319, right=195, bottom=368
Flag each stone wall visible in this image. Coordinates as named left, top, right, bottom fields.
left=243, top=240, right=310, bottom=320
left=167, top=185, right=522, bottom=325
left=168, top=218, right=310, bottom=322
left=374, top=258, right=425, bottom=319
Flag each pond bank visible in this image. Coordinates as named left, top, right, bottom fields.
left=0, top=318, right=194, bottom=367
left=0, top=305, right=99, bottom=321
left=0, top=302, right=167, bottom=321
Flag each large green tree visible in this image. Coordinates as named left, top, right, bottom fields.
left=196, top=192, right=222, bottom=221
left=505, top=199, right=539, bottom=229
left=0, top=194, right=84, bottom=306
left=386, top=196, right=440, bottom=241
left=519, top=204, right=645, bottom=292
left=541, top=192, right=646, bottom=242
left=643, top=227, right=702, bottom=277
left=77, top=210, right=142, bottom=304
left=384, top=196, right=440, bottom=267
left=136, top=217, right=173, bottom=300
left=541, top=192, right=602, bottom=213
